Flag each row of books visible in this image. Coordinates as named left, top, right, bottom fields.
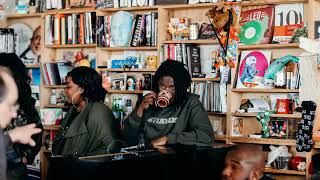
left=97, top=0, right=155, bottom=9
left=190, top=82, right=227, bottom=113
left=162, top=44, right=201, bottom=78
left=41, top=61, right=73, bottom=85
left=0, top=29, right=15, bottom=53
left=44, top=12, right=97, bottom=45
left=45, top=0, right=95, bottom=10
left=97, top=12, right=158, bottom=47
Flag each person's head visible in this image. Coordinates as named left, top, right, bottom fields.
left=65, top=66, right=106, bottom=107
left=0, top=67, right=19, bottom=128
left=30, top=26, right=41, bottom=55
left=153, top=60, right=191, bottom=107
left=222, top=144, right=265, bottom=180
left=0, top=53, right=35, bottom=118
left=111, top=11, right=134, bottom=47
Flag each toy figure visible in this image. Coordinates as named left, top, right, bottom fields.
left=135, top=78, right=142, bottom=90
left=264, top=55, right=299, bottom=81
left=127, top=77, right=135, bottom=90
left=146, top=56, right=157, bottom=69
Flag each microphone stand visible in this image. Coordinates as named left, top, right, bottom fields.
left=137, top=108, right=147, bottom=152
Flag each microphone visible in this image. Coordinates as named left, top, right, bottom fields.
left=137, top=102, right=155, bottom=151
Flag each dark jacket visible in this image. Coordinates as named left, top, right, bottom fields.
left=124, top=93, right=213, bottom=146
left=6, top=108, right=42, bottom=168
left=1, top=130, right=11, bottom=180
left=52, top=102, right=120, bottom=157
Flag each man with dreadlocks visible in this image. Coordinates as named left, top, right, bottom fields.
left=123, top=60, right=213, bottom=149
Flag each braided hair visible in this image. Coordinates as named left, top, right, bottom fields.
left=153, top=60, right=191, bottom=108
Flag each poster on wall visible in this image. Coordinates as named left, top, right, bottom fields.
left=236, top=50, right=271, bottom=88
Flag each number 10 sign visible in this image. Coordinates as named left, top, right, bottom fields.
left=275, top=3, right=304, bottom=26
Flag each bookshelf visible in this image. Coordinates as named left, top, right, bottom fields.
left=162, top=40, right=219, bottom=44
left=45, top=44, right=96, bottom=48
left=100, top=6, right=159, bottom=12
left=231, top=88, right=300, bottom=93
left=264, top=168, right=306, bottom=176
left=191, top=77, right=220, bottom=82
left=230, top=137, right=296, bottom=146
left=43, top=7, right=96, bottom=15
left=231, top=112, right=302, bottom=119
left=6, top=13, right=42, bottom=18
left=98, top=46, right=158, bottom=51
left=98, top=68, right=157, bottom=72
left=238, top=43, right=300, bottom=50
left=107, top=90, right=144, bottom=94
left=5, top=0, right=320, bottom=179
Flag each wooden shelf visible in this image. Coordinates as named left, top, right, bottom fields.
left=98, top=68, right=157, bottom=72
left=44, top=7, right=96, bottom=15
left=43, top=124, right=60, bottom=131
left=238, top=0, right=308, bottom=6
left=231, top=88, right=299, bottom=93
left=238, top=43, right=300, bottom=50
left=208, top=112, right=227, bottom=115
left=232, top=112, right=302, bottom=119
left=25, top=63, right=40, bottom=68
left=100, top=6, right=159, bottom=12
left=214, top=135, right=226, bottom=141
left=98, top=46, right=157, bottom=51
left=160, top=0, right=307, bottom=9
left=43, top=85, right=66, bottom=88
left=6, top=13, right=42, bottom=18
left=192, top=77, right=220, bottom=82
left=44, top=104, right=69, bottom=108
left=46, top=44, right=96, bottom=48
left=162, top=40, right=218, bottom=44
left=264, top=168, right=306, bottom=176
left=230, top=137, right=296, bottom=146
left=108, top=90, right=144, bottom=94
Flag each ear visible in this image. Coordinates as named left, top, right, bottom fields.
left=250, top=169, right=263, bottom=180
left=79, top=87, right=85, bottom=93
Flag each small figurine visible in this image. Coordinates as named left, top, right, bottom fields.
left=127, top=77, right=135, bottom=91
left=146, top=56, right=157, bottom=69
left=135, top=78, right=142, bottom=90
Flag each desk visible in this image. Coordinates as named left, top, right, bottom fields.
left=47, top=145, right=228, bottom=180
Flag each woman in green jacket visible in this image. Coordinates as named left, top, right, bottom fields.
left=52, top=67, right=121, bottom=157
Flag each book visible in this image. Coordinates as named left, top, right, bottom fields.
left=315, top=21, right=320, bottom=39
left=247, top=98, right=270, bottom=112
left=190, top=45, right=201, bottom=77
left=272, top=3, right=304, bottom=44
left=232, top=117, right=244, bottom=137
left=57, top=61, right=73, bottom=84
left=236, top=50, right=271, bottom=88
left=240, top=6, right=275, bottom=45
left=40, top=108, right=63, bottom=125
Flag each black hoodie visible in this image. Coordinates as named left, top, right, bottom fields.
left=124, top=93, right=213, bottom=147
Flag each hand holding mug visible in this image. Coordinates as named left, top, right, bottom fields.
left=137, top=92, right=157, bottom=117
